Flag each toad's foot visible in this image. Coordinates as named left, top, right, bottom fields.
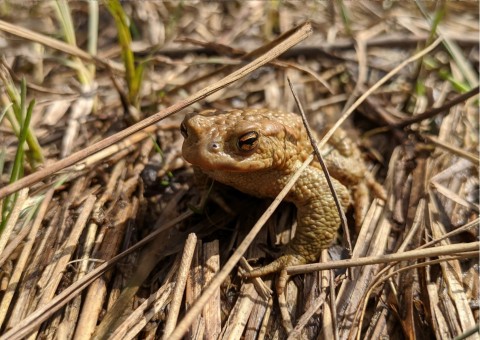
left=243, top=254, right=307, bottom=294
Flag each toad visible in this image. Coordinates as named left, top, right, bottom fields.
left=181, top=108, right=385, bottom=291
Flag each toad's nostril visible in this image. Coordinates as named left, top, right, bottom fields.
left=210, top=142, right=220, bottom=152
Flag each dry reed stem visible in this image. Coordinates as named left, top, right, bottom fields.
left=428, top=207, right=477, bottom=335
left=185, top=239, right=203, bottom=338
left=104, top=257, right=180, bottom=339
left=163, top=233, right=198, bottom=338
left=244, top=287, right=272, bottom=340
left=0, top=188, right=28, bottom=254
left=328, top=264, right=339, bottom=340
left=0, top=217, right=30, bottom=268
left=420, top=218, right=478, bottom=249
left=288, top=242, right=479, bottom=274
left=316, top=36, right=444, bottom=150
left=202, top=240, right=221, bottom=339
left=72, top=125, right=158, bottom=172
left=335, top=139, right=400, bottom=338
left=397, top=87, right=478, bottom=127
left=220, top=282, right=260, bottom=339
left=287, top=290, right=327, bottom=339
left=424, top=134, right=479, bottom=164
left=431, top=182, right=480, bottom=212
left=0, top=21, right=313, bottom=200
left=336, top=200, right=391, bottom=338
left=117, top=278, right=176, bottom=339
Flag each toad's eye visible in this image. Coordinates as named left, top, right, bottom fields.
left=180, top=122, right=188, bottom=138
left=237, top=131, right=259, bottom=152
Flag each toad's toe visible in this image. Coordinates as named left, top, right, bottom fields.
left=244, top=254, right=307, bottom=294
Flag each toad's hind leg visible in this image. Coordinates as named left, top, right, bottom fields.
left=244, top=166, right=350, bottom=293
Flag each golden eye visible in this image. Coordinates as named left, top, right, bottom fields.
left=237, top=131, right=259, bottom=151
left=180, top=122, right=188, bottom=138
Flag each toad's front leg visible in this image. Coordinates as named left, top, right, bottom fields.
left=244, top=166, right=351, bottom=293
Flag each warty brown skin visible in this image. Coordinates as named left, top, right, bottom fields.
left=181, top=108, right=384, bottom=292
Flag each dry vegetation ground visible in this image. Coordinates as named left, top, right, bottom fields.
left=0, top=1, right=478, bottom=339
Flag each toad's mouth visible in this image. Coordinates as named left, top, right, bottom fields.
left=183, top=147, right=267, bottom=173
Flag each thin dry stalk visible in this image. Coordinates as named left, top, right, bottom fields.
left=391, top=86, right=479, bottom=129
left=328, top=265, right=339, bottom=340
left=0, top=19, right=123, bottom=72
left=424, top=134, right=479, bottom=164
left=0, top=188, right=28, bottom=254
left=72, top=125, right=158, bottom=172
left=353, top=198, right=428, bottom=339
left=428, top=205, right=477, bottom=335
left=287, top=77, right=351, bottom=252
left=316, top=36, right=444, bottom=150
left=202, top=240, right=221, bottom=340
left=421, top=218, right=478, bottom=249
left=0, top=217, right=30, bottom=267
left=288, top=242, right=479, bottom=274
left=163, top=233, right=198, bottom=338
left=185, top=240, right=203, bottom=339
left=288, top=290, right=327, bottom=340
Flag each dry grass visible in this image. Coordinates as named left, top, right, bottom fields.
left=0, top=1, right=478, bottom=339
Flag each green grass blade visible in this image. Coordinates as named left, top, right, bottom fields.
left=106, top=0, right=142, bottom=108
left=53, top=0, right=92, bottom=85
left=88, top=0, right=99, bottom=76
left=0, top=99, right=34, bottom=233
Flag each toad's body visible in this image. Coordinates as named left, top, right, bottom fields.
left=181, top=108, right=384, bottom=286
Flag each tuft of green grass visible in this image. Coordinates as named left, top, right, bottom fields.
left=106, top=0, right=144, bottom=111
left=423, top=57, right=470, bottom=93
left=0, top=72, right=44, bottom=166
left=0, top=79, right=35, bottom=234
left=417, top=1, right=477, bottom=90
